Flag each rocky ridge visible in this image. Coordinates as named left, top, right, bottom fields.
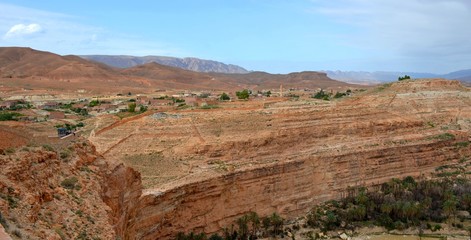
left=80, top=55, right=249, bottom=74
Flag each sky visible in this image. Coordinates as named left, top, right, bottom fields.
left=0, top=0, right=470, bottom=74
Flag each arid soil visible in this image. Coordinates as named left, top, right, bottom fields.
left=84, top=79, right=471, bottom=239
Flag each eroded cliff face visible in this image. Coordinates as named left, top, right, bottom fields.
left=120, top=133, right=470, bottom=239
left=0, top=141, right=118, bottom=239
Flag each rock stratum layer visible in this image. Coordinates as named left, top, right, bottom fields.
left=87, top=79, right=471, bottom=239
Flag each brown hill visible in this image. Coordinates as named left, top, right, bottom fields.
left=120, top=62, right=240, bottom=90
left=209, top=71, right=358, bottom=90
left=0, top=47, right=355, bottom=93
left=0, top=47, right=118, bottom=79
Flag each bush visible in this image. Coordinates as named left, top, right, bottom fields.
left=88, top=100, right=100, bottom=107
left=219, top=92, right=230, bottom=101
left=312, top=90, right=330, bottom=100
left=42, top=144, right=54, bottom=152
left=61, top=177, right=78, bottom=190
left=12, top=229, right=21, bottom=238
left=236, top=89, right=250, bottom=100
left=128, top=103, right=136, bottom=112
left=398, top=75, right=411, bottom=81
left=0, top=111, right=21, bottom=121
left=60, top=151, right=70, bottom=160
left=0, top=212, right=8, bottom=230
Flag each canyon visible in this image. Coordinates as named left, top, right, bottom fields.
left=86, top=79, right=470, bottom=239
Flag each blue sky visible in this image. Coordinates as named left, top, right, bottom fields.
left=0, top=0, right=470, bottom=73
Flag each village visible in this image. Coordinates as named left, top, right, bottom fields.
left=0, top=85, right=350, bottom=131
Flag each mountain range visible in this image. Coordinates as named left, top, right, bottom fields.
left=81, top=54, right=471, bottom=85
left=80, top=55, right=249, bottom=74
left=0, top=47, right=353, bottom=93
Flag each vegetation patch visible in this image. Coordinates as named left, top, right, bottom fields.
left=0, top=111, right=21, bottom=121
left=60, top=177, right=78, bottom=190
left=429, top=133, right=455, bottom=141
left=455, top=141, right=470, bottom=148
left=200, top=104, right=219, bottom=110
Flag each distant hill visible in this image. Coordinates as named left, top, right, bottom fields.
left=0, top=47, right=119, bottom=80
left=0, top=47, right=353, bottom=93
left=80, top=55, right=249, bottom=74
left=323, top=70, right=471, bottom=85
left=209, top=71, right=358, bottom=90
left=322, top=71, right=438, bottom=84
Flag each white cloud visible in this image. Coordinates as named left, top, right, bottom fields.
left=4, top=23, right=43, bottom=38
left=0, top=3, right=187, bottom=57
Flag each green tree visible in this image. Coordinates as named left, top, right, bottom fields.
left=219, top=92, right=230, bottom=101
left=128, top=103, right=136, bottom=112
left=398, top=75, right=411, bottom=81
left=270, top=212, right=284, bottom=236
left=236, top=215, right=249, bottom=239
left=236, top=89, right=250, bottom=100
left=88, top=99, right=100, bottom=107
left=443, top=197, right=457, bottom=220
left=312, top=89, right=330, bottom=100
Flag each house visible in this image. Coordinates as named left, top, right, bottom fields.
left=89, top=104, right=118, bottom=114
left=0, top=101, right=11, bottom=110
left=200, top=99, right=218, bottom=107
left=149, top=99, right=172, bottom=106
left=42, top=102, right=59, bottom=110
left=49, top=111, right=65, bottom=120
left=57, top=128, right=71, bottom=137
left=136, top=96, right=150, bottom=105
left=183, top=97, right=199, bottom=107
left=0, top=100, right=21, bottom=110
left=72, top=103, right=86, bottom=109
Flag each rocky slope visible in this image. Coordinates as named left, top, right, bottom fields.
left=80, top=55, right=249, bottom=74
left=87, top=79, right=471, bottom=239
left=0, top=137, right=123, bottom=239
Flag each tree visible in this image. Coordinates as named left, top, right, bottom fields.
left=312, top=89, right=330, bottom=100
left=139, top=104, right=147, bottom=113
left=88, top=99, right=100, bottom=107
left=128, top=103, right=136, bottom=112
left=270, top=212, right=284, bottom=236
left=220, top=92, right=230, bottom=101
left=398, top=75, right=411, bottom=81
left=443, top=197, right=457, bottom=220
left=236, top=215, right=249, bottom=239
left=236, top=89, right=250, bottom=100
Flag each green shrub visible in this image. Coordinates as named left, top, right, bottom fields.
left=61, top=177, right=78, bottom=190
left=219, top=92, right=230, bottom=101
left=12, top=229, right=21, bottom=238
left=42, top=144, right=54, bottom=151
left=0, top=111, right=21, bottom=121
left=60, top=151, right=70, bottom=159
left=0, top=212, right=8, bottom=230
left=455, top=141, right=470, bottom=148
left=312, top=90, right=330, bottom=100
left=398, top=75, right=411, bottom=81
left=236, top=89, right=250, bottom=100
